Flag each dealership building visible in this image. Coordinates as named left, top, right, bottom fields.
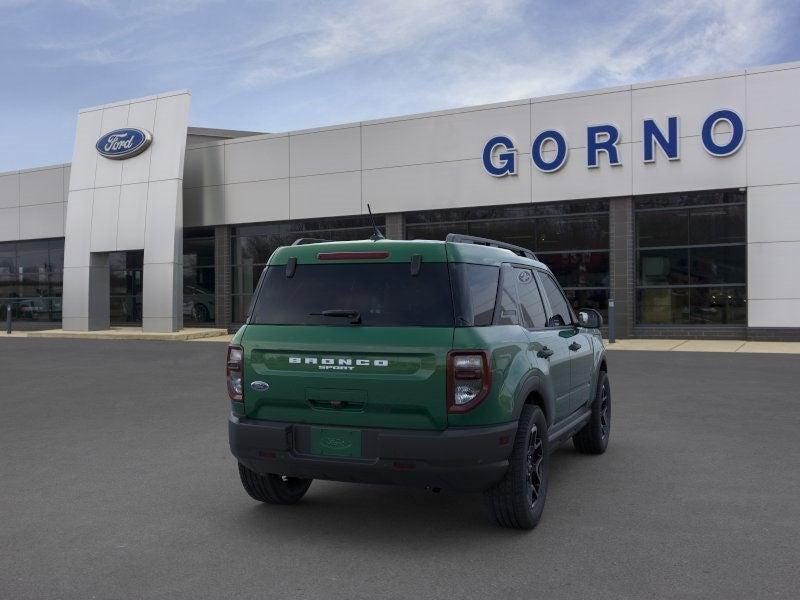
left=1, top=60, right=799, bottom=339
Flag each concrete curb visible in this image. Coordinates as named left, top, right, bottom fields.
left=12, top=327, right=228, bottom=341
left=604, top=339, right=800, bottom=354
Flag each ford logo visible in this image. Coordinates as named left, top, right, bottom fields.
left=250, top=381, right=270, bottom=392
left=95, top=128, right=152, bottom=160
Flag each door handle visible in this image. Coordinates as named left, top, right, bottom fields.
left=568, top=342, right=582, bottom=351
left=537, top=346, right=554, bottom=359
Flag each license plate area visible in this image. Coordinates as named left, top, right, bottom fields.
left=310, top=427, right=362, bottom=458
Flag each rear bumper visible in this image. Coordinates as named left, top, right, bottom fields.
left=229, top=415, right=517, bottom=493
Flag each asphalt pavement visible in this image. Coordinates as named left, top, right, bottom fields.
left=0, top=338, right=798, bottom=600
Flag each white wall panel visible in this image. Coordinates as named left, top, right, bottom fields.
left=142, top=262, right=179, bottom=317
left=0, top=207, right=19, bottom=240
left=225, top=178, right=289, bottom=225
left=61, top=267, right=90, bottom=319
left=69, top=109, right=103, bottom=191
left=19, top=202, right=64, bottom=240
left=19, top=167, right=63, bottom=206
left=225, top=136, right=289, bottom=183
left=89, top=186, right=120, bottom=252
left=63, top=166, right=70, bottom=201
left=116, top=183, right=148, bottom=250
left=121, top=99, right=157, bottom=185
left=748, top=299, right=800, bottom=327
left=632, top=139, right=747, bottom=195
left=63, top=189, right=93, bottom=268
left=290, top=171, right=361, bottom=219
left=363, top=103, right=530, bottom=169
left=746, top=126, right=800, bottom=187
left=184, top=144, right=224, bottom=188
left=746, top=68, right=800, bottom=130
left=748, top=241, right=800, bottom=300
left=532, top=145, right=632, bottom=202
left=143, top=178, right=181, bottom=264
left=631, top=75, right=746, bottom=141
left=94, top=104, right=129, bottom=189
left=149, top=93, right=191, bottom=182
left=364, top=158, right=531, bottom=214
left=747, top=184, right=800, bottom=243
left=0, top=173, right=19, bottom=209
left=534, top=90, right=631, bottom=147
left=290, top=126, right=360, bottom=177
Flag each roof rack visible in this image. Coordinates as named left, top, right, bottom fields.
left=291, top=238, right=330, bottom=246
left=445, top=233, right=537, bottom=260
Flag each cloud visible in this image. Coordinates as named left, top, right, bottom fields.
left=431, top=0, right=783, bottom=106
left=0, top=0, right=795, bottom=170
left=232, top=0, right=522, bottom=88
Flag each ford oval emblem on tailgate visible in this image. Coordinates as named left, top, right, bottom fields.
left=250, top=381, right=270, bottom=391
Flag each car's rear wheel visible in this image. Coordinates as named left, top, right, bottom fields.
left=238, top=463, right=312, bottom=504
left=573, top=371, right=611, bottom=454
left=483, top=404, right=549, bottom=530
left=192, top=303, right=210, bottom=322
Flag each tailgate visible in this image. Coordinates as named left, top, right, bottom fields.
left=242, top=325, right=454, bottom=430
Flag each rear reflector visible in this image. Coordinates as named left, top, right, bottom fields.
left=317, top=251, right=390, bottom=260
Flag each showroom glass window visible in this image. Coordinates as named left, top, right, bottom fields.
left=183, top=228, right=216, bottom=325
left=635, top=190, right=746, bottom=325
left=231, top=215, right=385, bottom=323
left=405, top=201, right=610, bottom=318
left=0, top=239, right=64, bottom=323
left=109, top=251, right=144, bottom=325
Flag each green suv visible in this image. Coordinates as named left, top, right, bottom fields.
left=228, top=234, right=610, bottom=529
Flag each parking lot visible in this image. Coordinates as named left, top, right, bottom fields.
left=1, top=338, right=798, bottom=600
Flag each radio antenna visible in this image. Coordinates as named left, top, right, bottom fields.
left=366, top=204, right=385, bottom=241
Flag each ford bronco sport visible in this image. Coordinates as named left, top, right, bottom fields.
left=228, top=234, right=610, bottom=529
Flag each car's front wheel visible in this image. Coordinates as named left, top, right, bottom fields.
left=573, top=371, right=611, bottom=454
left=238, top=463, right=312, bottom=504
left=483, top=404, right=549, bottom=530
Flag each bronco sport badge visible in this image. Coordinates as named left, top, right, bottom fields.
left=288, top=356, right=389, bottom=371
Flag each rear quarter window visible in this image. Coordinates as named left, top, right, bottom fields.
left=450, top=263, right=500, bottom=326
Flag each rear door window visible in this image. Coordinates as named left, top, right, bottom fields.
left=515, top=268, right=547, bottom=329
left=539, top=271, right=573, bottom=327
left=250, top=263, right=454, bottom=326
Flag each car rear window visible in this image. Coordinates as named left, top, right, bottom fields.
left=249, top=263, right=454, bottom=327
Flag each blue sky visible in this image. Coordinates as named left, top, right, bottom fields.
left=1, top=0, right=798, bottom=171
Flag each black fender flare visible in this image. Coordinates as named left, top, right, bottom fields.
left=511, top=370, right=556, bottom=427
left=590, top=348, right=609, bottom=401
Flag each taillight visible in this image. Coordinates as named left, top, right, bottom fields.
left=227, top=345, right=243, bottom=401
left=447, top=350, right=491, bottom=412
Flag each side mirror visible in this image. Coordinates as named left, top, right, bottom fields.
left=577, top=308, right=603, bottom=329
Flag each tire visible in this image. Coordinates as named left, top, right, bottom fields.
left=483, top=405, right=549, bottom=530
left=192, top=303, right=210, bottom=322
left=573, top=371, right=611, bottom=455
left=237, top=463, right=312, bottom=505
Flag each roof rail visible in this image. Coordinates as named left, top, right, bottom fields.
left=291, top=238, right=330, bottom=246
left=445, top=233, right=537, bottom=260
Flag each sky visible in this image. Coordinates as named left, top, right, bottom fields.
left=0, top=0, right=798, bottom=171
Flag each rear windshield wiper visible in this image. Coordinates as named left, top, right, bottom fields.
left=310, top=309, right=362, bottom=325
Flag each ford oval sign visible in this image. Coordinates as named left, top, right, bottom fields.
left=95, top=128, right=152, bottom=160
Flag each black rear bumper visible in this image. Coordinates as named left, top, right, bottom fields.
left=229, top=415, right=517, bottom=493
